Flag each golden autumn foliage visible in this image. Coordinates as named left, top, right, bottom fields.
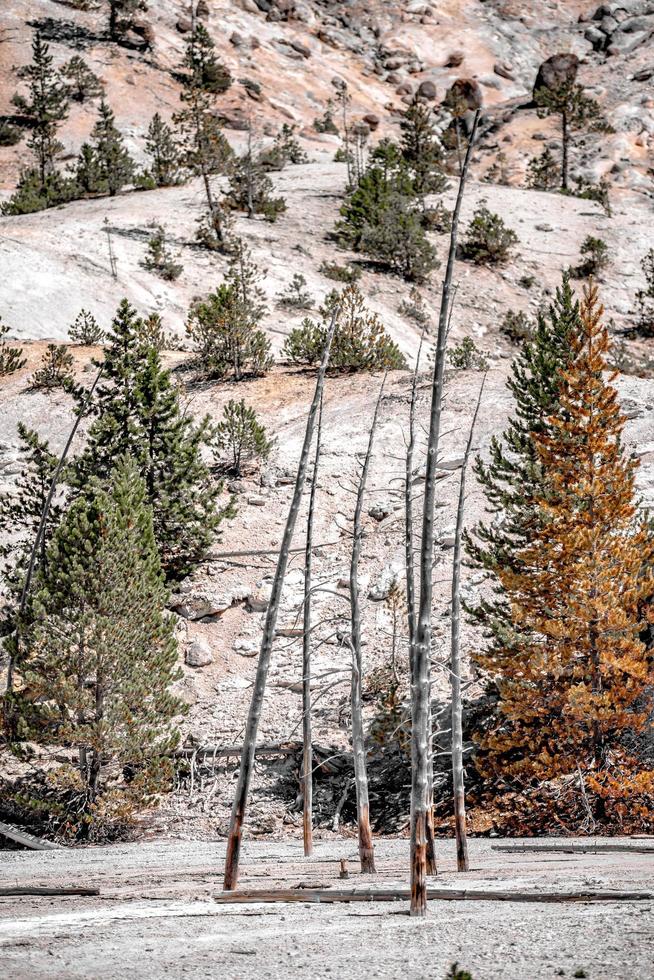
left=477, top=284, right=654, bottom=825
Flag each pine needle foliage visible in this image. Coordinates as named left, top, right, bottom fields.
left=283, top=285, right=407, bottom=372
left=460, top=200, right=518, bottom=265
left=76, top=99, right=135, bottom=197
left=141, top=225, right=183, bottom=281
left=69, top=310, right=105, bottom=346
left=186, top=241, right=272, bottom=380
left=476, top=285, right=654, bottom=821
left=465, top=275, right=582, bottom=650
left=0, top=320, right=26, bottom=376
left=145, top=113, right=182, bottom=187
left=30, top=344, right=74, bottom=391
left=60, top=56, right=104, bottom=103
left=12, top=457, right=184, bottom=838
left=72, top=299, right=229, bottom=580
left=214, top=399, right=272, bottom=476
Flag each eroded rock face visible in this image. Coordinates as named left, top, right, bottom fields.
left=533, top=53, right=579, bottom=96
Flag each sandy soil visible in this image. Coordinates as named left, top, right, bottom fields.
left=0, top=837, right=653, bottom=979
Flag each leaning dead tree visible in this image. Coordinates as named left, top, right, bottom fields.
left=451, top=374, right=486, bottom=873
left=349, top=374, right=386, bottom=873
left=410, top=109, right=479, bottom=917
left=223, top=308, right=339, bottom=891
left=301, top=394, right=324, bottom=857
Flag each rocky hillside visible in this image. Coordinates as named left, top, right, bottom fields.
left=1, top=0, right=653, bottom=839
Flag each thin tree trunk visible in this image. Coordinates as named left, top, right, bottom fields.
left=349, top=374, right=386, bottom=874
left=405, top=335, right=436, bottom=874
left=410, top=110, right=479, bottom=917
left=451, top=374, right=486, bottom=873
left=561, top=110, right=569, bottom=191
left=245, top=122, right=254, bottom=219
left=455, top=119, right=463, bottom=176
left=223, top=306, right=340, bottom=891
left=301, top=394, right=324, bottom=857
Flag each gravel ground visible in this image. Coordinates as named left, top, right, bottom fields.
left=1, top=837, right=652, bottom=979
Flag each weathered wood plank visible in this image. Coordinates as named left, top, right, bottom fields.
left=214, top=887, right=654, bottom=905
left=492, top=843, right=654, bottom=855
left=0, top=821, right=63, bottom=851
left=0, top=886, right=99, bottom=897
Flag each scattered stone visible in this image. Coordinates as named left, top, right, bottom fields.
left=362, top=112, right=380, bottom=130
left=248, top=495, right=266, bottom=506
left=533, top=53, right=579, bottom=97
left=176, top=17, right=192, bottom=33
left=196, top=0, right=210, bottom=19
left=445, top=50, right=465, bottom=68
left=417, top=79, right=437, bottom=100
left=247, top=593, right=269, bottom=612
left=368, top=502, right=394, bottom=522
left=437, top=454, right=465, bottom=472
left=444, top=77, right=483, bottom=110
left=396, top=81, right=413, bottom=95
left=493, top=61, right=514, bottom=80
left=290, top=39, right=311, bottom=58
left=233, top=638, right=260, bottom=657
left=368, top=564, right=400, bottom=602
left=185, top=639, right=213, bottom=668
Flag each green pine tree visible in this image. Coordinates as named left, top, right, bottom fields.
left=73, top=299, right=231, bottom=579
left=11, top=32, right=69, bottom=189
left=83, top=99, right=135, bottom=197
left=534, top=80, right=608, bottom=191
left=145, top=113, right=182, bottom=187
left=60, top=55, right=104, bottom=103
left=186, top=240, right=272, bottom=380
left=181, top=22, right=231, bottom=94
left=0, top=320, right=26, bottom=376
left=12, top=456, right=183, bottom=838
left=399, top=96, right=447, bottom=208
left=464, top=274, right=582, bottom=654
left=215, top=399, right=272, bottom=476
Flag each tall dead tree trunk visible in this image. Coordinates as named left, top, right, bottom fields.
left=410, top=110, right=479, bottom=917
left=451, top=375, right=486, bottom=873
left=349, top=374, right=386, bottom=874
left=223, top=308, right=339, bottom=891
left=404, top=336, right=436, bottom=875
left=301, top=394, right=324, bottom=857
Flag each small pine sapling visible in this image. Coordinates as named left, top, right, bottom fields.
left=398, top=287, right=430, bottom=327
left=318, top=261, right=361, bottom=284
left=145, top=113, right=182, bottom=187
left=632, top=248, right=654, bottom=339
left=573, top=235, right=609, bottom=279
left=526, top=148, right=559, bottom=190
left=447, top=336, right=488, bottom=371
left=460, top=200, right=518, bottom=265
left=261, top=124, right=309, bottom=170
left=30, top=344, right=74, bottom=391
left=138, top=312, right=169, bottom=351
left=0, top=320, right=26, bottom=376
left=141, top=224, right=183, bottom=281
left=500, top=308, right=533, bottom=344
left=314, top=99, right=338, bottom=134
left=214, top=399, right=273, bottom=476
left=69, top=309, right=105, bottom=345
left=60, top=56, right=104, bottom=103
left=277, top=274, right=314, bottom=310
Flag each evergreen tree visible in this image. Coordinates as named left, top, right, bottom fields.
left=465, top=275, right=582, bottom=653
left=360, top=193, right=438, bottom=282
left=0, top=320, right=26, bottom=376
left=215, top=399, right=272, bottom=476
left=80, top=99, right=135, bottom=197
left=11, top=33, right=69, bottom=189
left=60, top=56, right=104, bottom=103
left=174, top=25, right=233, bottom=250
left=73, top=299, right=230, bottom=579
left=141, top=225, right=183, bottom=281
left=186, top=241, right=272, bottom=380
left=227, top=123, right=286, bottom=222
left=30, top=344, right=74, bottom=391
left=460, top=200, right=518, bottom=265
left=526, top=148, right=559, bottom=191
left=399, top=96, right=447, bottom=208
left=13, top=457, right=183, bottom=837
left=145, top=113, right=182, bottom=187
left=534, top=80, right=608, bottom=191
left=477, top=285, right=654, bottom=824
left=283, top=285, right=407, bottom=372
left=181, top=22, right=231, bottom=94
left=69, top=309, right=105, bottom=346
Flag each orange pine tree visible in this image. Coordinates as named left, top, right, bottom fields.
left=477, top=284, right=654, bottom=825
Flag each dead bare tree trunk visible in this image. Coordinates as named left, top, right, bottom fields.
left=404, top=336, right=436, bottom=875
left=223, top=308, right=339, bottom=891
left=349, top=374, right=386, bottom=874
left=301, top=394, right=324, bottom=857
left=410, top=110, right=479, bottom=917
left=451, top=374, right=486, bottom=873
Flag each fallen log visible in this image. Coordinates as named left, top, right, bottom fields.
left=492, top=842, right=654, bottom=855
left=174, top=742, right=302, bottom=760
left=0, top=886, right=99, bottom=897
left=0, top=821, right=63, bottom=851
left=214, top=887, right=654, bottom=905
